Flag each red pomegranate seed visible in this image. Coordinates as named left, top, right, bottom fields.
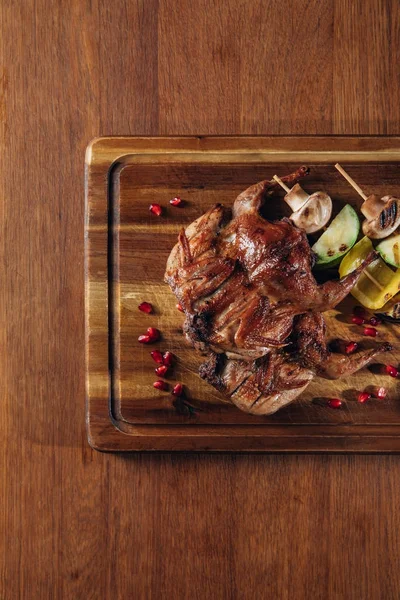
left=345, top=341, right=358, bottom=354
left=357, top=392, right=371, bottom=403
left=138, top=301, right=153, bottom=314
left=149, top=203, right=162, bottom=216
left=153, top=380, right=168, bottom=391
left=363, top=327, right=378, bottom=337
left=170, top=196, right=182, bottom=207
left=369, top=316, right=381, bottom=326
left=150, top=350, right=164, bottom=364
left=138, top=327, right=160, bottom=343
left=146, top=327, right=160, bottom=342
left=155, top=365, right=168, bottom=377
left=138, top=334, right=151, bottom=343
left=384, top=364, right=399, bottom=378
left=176, top=303, right=184, bottom=312
left=327, top=399, right=342, bottom=409
left=172, top=383, right=184, bottom=396
left=352, top=316, right=365, bottom=325
left=374, top=386, right=387, bottom=399
left=162, top=351, right=174, bottom=367
left=353, top=305, right=367, bottom=318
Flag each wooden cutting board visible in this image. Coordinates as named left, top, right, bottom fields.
left=85, top=136, right=400, bottom=451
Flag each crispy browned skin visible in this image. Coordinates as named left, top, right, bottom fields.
left=165, top=168, right=392, bottom=415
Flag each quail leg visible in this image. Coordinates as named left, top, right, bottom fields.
left=294, top=312, right=393, bottom=379
left=311, top=251, right=378, bottom=312
left=317, top=342, right=392, bottom=380
left=233, top=166, right=310, bottom=217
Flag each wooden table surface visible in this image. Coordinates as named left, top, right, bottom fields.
left=2, top=1, right=400, bottom=598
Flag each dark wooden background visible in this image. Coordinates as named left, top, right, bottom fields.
left=2, top=1, right=400, bottom=598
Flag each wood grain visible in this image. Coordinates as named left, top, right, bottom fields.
left=333, top=0, right=400, bottom=134
left=2, top=0, right=400, bottom=598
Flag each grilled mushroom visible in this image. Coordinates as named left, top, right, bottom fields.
left=283, top=183, right=310, bottom=212
left=289, top=191, right=332, bottom=234
left=361, top=195, right=400, bottom=239
left=273, top=175, right=333, bottom=234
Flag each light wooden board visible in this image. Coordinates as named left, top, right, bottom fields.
left=85, top=136, right=400, bottom=451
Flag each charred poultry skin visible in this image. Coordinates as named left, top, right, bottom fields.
left=165, top=167, right=392, bottom=415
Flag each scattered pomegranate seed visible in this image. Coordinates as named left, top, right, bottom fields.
left=327, top=399, right=342, bottom=409
left=153, top=380, right=168, bottom=391
left=384, top=364, right=399, bottom=378
left=363, top=327, right=378, bottom=337
left=345, top=341, right=358, bottom=354
left=150, top=350, right=164, bottom=364
left=357, top=392, right=371, bottom=403
left=138, top=301, right=153, bottom=314
left=149, top=203, right=162, bottom=216
left=146, top=327, right=160, bottom=342
left=176, top=303, right=184, bottom=312
left=352, top=316, right=366, bottom=326
left=353, top=305, right=367, bottom=318
left=162, top=351, right=174, bottom=367
left=155, top=365, right=168, bottom=377
left=170, top=196, right=182, bottom=207
left=172, top=383, right=184, bottom=396
left=369, top=316, right=381, bottom=326
left=374, top=386, right=387, bottom=399
left=138, top=327, right=160, bottom=343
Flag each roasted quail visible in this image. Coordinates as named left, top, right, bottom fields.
left=165, top=168, right=392, bottom=415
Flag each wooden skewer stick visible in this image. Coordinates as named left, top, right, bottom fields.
left=363, top=268, right=384, bottom=290
left=335, top=164, right=383, bottom=288
left=273, top=174, right=290, bottom=193
left=334, top=163, right=367, bottom=201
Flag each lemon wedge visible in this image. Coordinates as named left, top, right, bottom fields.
left=339, top=236, right=400, bottom=309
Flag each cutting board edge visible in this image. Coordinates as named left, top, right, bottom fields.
left=85, top=136, right=400, bottom=452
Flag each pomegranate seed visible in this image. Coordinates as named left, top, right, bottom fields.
left=153, top=380, right=168, bottom=391
left=357, top=392, right=371, bottom=403
left=352, top=316, right=365, bottom=325
left=353, top=305, right=367, bottom=318
left=138, top=301, right=153, bottom=314
left=327, top=399, right=342, bottom=409
left=162, top=351, right=174, bottom=367
left=369, top=316, right=381, bottom=326
left=345, top=341, right=358, bottom=354
left=150, top=350, right=164, bottom=364
left=172, top=383, right=184, bottom=396
left=138, top=328, right=160, bottom=343
left=374, top=387, right=387, bottom=399
left=149, top=203, right=162, bottom=216
left=169, top=196, right=182, bottom=207
left=384, top=365, right=399, bottom=378
left=155, top=365, right=168, bottom=377
left=363, top=327, right=378, bottom=337
left=146, top=327, right=160, bottom=342
left=176, top=303, right=184, bottom=312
